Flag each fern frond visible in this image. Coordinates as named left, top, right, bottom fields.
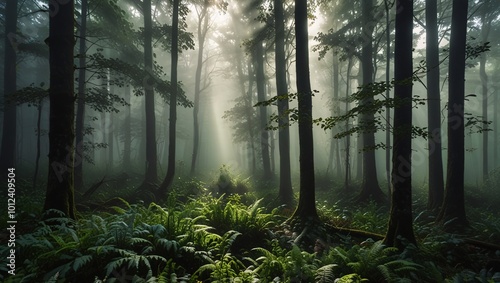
left=315, top=264, right=338, bottom=283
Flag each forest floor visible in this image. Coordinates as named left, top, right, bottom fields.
left=1, top=168, right=500, bottom=282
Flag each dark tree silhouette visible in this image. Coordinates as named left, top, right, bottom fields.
left=291, top=0, right=318, bottom=220
left=0, top=0, right=18, bottom=173
left=142, top=0, right=158, bottom=186
left=437, top=0, right=469, bottom=230
left=159, top=0, right=180, bottom=194
left=384, top=0, right=416, bottom=249
left=75, top=0, right=88, bottom=191
left=274, top=0, right=293, bottom=205
left=426, top=0, right=444, bottom=210
left=43, top=0, right=76, bottom=219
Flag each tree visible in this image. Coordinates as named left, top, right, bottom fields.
left=383, top=0, right=416, bottom=249
left=358, top=0, right=385, bottom=203
left=142, top=0, right=159, bottom=186
left=190, top=0, right=210, bottom=176
left=0, top=0, right=18, bottom=173
left=255, top=42, right=272, bottom=178
left=159, top=0, right=180, bottom=194
left=43, top=0, right=76, bottom=219
left=437, top=0, right=469, bottom=230
left=478, top=0, right=496, bottom=182
left=291, top=0, right=318, bottom=220
left=75, top=0, right=88, bottom=191
left=274, top=0, right=293, bottom=205
left=383, top=0, right=392, bottom=198
left=425, top=0, right=444, bottom=210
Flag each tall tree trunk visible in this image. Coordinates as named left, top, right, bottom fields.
left=0, top=0, right=18, bottom=173
left=274, top=0, right=293, bottom=205
left=142, top=0, right=158, bottom=185
left=75, top=0, right=87, bottom=191
left=159, top=0, right=179, bottom=193
left=191, top=1, right=209, bottom=176
left=107, top=112, right=114, bottom=171
left=494, top=87, right=498, bottom=169
left=247, top=60, right=257, bottom=174
left=43, top=0, right=76, bottom=219
left=333, top=54, right=342, bottom=178
left=344, top=59, right=353, bottom=192
left=426, top=0, right=444, bottom=210
left=384, top=0, right=416, bottom=249
left=123, top=85, right=131, bottom=170
left=255, top=43, right=272, bottom=178
left=33, top=98, right=43, bottom=190
left=384, top=0, right=391, bottom=198
left=480, top=10, right=491, bottom=182
left=358, top=0, right=384, bottom=203
left=437, top=0, right=469, bottom=230
left=292, top=0, right=318, bottom=220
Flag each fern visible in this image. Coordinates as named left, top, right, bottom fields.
left=315, top=264, right=338, bottom=283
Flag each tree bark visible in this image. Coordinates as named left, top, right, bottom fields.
left=291, top=0, right=318, bottom=220
left=384, top=0, right=391, bottom=198
left=33, top=98, right=43, bottom=190
left=274, top=0, right=293, bottom=205
left=358, top=0, right=384, bottom=203
left=437, top=0, right=469, bottom=230
left=159, top=0, right=180, bottom=194
left=480, top=9, right=491, bottom=183
left=344, top=59, right=353, bottom=192
left=247, top=60, right=257, bottom=174
left=43, top=0, right=76, bottom=219
left=426, top=0, right=444, bottom=210
left=0, top=0, right=18, bottom=173
left=142, top=0, right=158, bottom=185
left=75, top=0, right=87, bottom=192
left=123, top=84, right=131, bottom=170
left=384, top=0, right=416, bottom=249
left=255, top=43, right=272, bottom=178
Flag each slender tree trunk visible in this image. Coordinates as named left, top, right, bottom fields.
left=255, top=43, right=272, bottom=178
left=344, top=59, right=353, bottom=191
left=384, top=0, right=416, bottom=249
left=247, top=60, right=257, bottom=174
left=75, top=0, right=87, bottom=191
left=359, top=0, right=384, bottom=203
left=333, top=55, right=342, bottom=178
left=480, top=11, right=491, bottom=182
left=384, top=0, right=391, bottom=198
left=159, top=0, right=179, bottom=193
left=107, top=112, right=114, bottom=171
left=437, top=0, right=469, bottom=230
left=0, top=0, right=18, bottom=173
left=292, top=0, right=318, bottom=220
left=191, top=2, right=209, bottom=176
left=33, top=99, right=43, bottom=190
left=43, top=0, right=76, bottom=219
left=123, top=85, right=131, bottom=170
left=426, top=0, right=444, bottom=210
left=494, top=88, right=498, bottom=169
left=142, top=0, right=158, bottom=185
left=274, top=0, right=293, bottom=205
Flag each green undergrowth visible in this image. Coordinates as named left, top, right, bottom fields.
left=1, top=174, right=499, bottom=282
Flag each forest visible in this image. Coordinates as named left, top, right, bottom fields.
left=0, top=0, right=500, bottom=282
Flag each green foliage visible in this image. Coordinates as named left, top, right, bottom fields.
left=86, top=51, right=193, bottom=108
left=7, top=177, right=500, bottom=282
